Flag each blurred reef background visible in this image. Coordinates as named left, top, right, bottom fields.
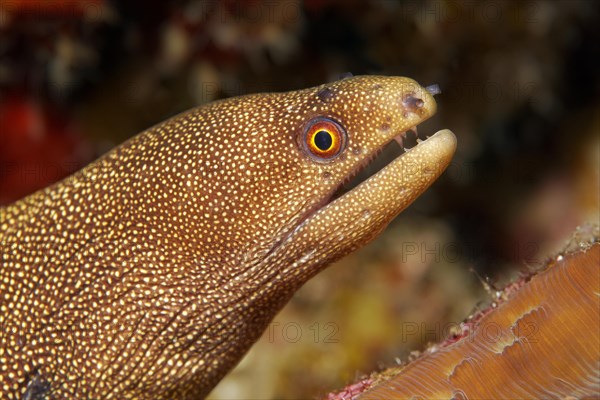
left=0, top=0, right=598, bottom=398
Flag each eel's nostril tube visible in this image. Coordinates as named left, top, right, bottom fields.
left=425, top=84, right=441, bottom=96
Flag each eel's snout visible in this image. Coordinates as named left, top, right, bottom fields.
left=392, top=78, right=438, bottom=121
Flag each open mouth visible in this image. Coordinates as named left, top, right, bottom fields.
left=329, top=83, right=442, bottom=204
left=265, top=126, right=454, bottom=260
left=330, top=126, right=434, bottom=202
left=264, top=82, right=451, bottom=258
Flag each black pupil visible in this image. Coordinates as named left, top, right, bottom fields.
left=314, top=130, right=333, bottom=151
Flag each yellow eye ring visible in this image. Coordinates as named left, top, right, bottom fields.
left=303, top=118, right=346, bottom=160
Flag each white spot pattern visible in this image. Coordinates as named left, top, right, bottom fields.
left=0, top=76, right=449, bottom=399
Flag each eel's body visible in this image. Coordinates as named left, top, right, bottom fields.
left=0, top=76, right=456, bottom=399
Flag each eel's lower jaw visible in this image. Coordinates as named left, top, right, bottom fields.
left=322, top=128, right=456, bottom=221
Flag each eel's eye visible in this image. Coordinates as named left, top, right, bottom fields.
left=303, top=118, right=346, bottom=160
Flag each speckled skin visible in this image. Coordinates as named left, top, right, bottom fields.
left=0, top=76, right=456, bottom=399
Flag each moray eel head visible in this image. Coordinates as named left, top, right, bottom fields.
left=243, top=76, right=457, bottom=281
left=0, top=75, right=455, bottom=399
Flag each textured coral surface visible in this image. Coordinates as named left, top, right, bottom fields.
left=356, top=242, right=600, bottom=399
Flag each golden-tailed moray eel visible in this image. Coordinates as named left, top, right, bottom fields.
left=0, top=75, right=456, bottom=399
